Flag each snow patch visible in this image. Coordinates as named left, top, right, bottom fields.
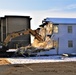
left=7, top=56, right=76, bottom=64
left=7, top=49, right=17, bottom=52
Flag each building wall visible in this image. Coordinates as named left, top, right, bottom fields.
left=39, top=24, right=76, bottom=55
left=0, top=16, right=31, bottom=48
left=58, top=24, right=76, bottom=54
left=7, top=17, right=30, bottom=33
left=51, top=24, right=76, bottom=54
left=40, top=18, right=76, bottom=55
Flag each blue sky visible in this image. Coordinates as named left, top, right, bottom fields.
left=0, top=0, right=76, bottom=11
left=0, top=0, right=76, bottom=29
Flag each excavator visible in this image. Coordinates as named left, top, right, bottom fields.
left=4, top=28, right=43, bottom=46
left=0, top=21, right=57, bottom=57
left=0, top=28, right=44, bottom=56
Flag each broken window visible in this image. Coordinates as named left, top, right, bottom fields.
left=45, top=23, right=53, bottom=35
left=54, top=26, right=58, bottom=33
left=68, top=40, right=73, bottom=47
left=68, top=26, right=72, bottom=33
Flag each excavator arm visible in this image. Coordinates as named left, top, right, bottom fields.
left=4, top=29, right=43, bottom=45
left=23, top=29, right=43, bottom=42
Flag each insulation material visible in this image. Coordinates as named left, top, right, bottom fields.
left=44, top=23, right=53, bottom=35
left=54, top=26, right=58, bottom=33
left=32, top=22, right=57, bottom=49
left=32, top=39, right=47, bottom=48
left=53, top=41, right=58, bottom=48
left=32, top=36, right=54, bottom=49
left=39, top=27, right=46, bottom=41
left=45, top=36, right=53, bottom=49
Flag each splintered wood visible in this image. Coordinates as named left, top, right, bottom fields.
left=0, top=58, right=10, bottom=65
left=32, top=22, right=58, bottom=49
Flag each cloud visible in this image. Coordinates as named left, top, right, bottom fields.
left=46, top=4, right=76, bottom=12
left=66, top=4, right=76, bottom=9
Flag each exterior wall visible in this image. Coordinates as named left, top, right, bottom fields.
left=7, top=17, right=30, bottom=33
left=52, top=24, right=76, bottom=54
left=0, top=16, right=31, bottom=48
left=40, top=24, right=76, bottom=55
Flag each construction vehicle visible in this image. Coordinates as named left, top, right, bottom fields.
left=0, top=28, right=43, bottom=52
left=0, top=27, right=47, bottom=57
left=12, top=22, right=57, bottom=57
left=0, top=21, right=57, bottom=57
left=4, top=28, right=43, bottom=45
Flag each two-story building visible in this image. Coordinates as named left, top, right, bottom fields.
left=42, top=18, right=76, bottom=55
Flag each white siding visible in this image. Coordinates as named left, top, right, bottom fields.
left=54, top=24, right=76, bottom=54
left=41, top=24, right=76, bottom=55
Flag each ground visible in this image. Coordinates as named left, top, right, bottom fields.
left=0, top=61, right=76, bottom=75
left=0, top=58, right=10, bottom=65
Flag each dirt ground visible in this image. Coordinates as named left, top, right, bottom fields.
left=0, top=58, right=10, bottom=65
left=0, top=61, right=76, bottom=75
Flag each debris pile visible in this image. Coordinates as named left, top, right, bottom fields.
left=16, top=22, right=58, bottom=56
left=32, top=22, right=57, bottom=49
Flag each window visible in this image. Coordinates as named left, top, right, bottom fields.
left=68, top=40, right=73, bottom=47
left=54, top=26, right=58, bottom=33
left=68, top=26, right=72, bottom=33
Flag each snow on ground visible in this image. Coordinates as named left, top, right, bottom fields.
left=7, top=49, right=17, bottom=52
left=7, top=55, right=76, bottom=64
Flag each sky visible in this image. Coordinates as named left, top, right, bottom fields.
left=0, top=0, right=76, bottom=29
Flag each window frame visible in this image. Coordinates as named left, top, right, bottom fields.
left=68, top=26, right=72, bottom=33
left=68, top=40, right=73, bottom=48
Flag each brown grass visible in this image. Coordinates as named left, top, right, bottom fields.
left=0, top=58, right=10, bottom=65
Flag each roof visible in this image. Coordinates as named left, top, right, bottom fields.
left=1, top=15, right=32, bottom=20
left=43, top=18, right=76, bottom=24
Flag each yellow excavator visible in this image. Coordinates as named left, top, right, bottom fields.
left=0, top=28, right=45, bottom=57
left=4, top=28, right=43, bottom=45
left=0, top=28, right=43, bottom=50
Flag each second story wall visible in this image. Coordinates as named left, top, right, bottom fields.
left=54, top=24, right=76, bottom=54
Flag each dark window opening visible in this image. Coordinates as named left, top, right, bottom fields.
left=68, top=40, right=73, bottom=47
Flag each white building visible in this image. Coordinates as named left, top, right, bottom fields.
left=41, top=18, right=76, bottom=55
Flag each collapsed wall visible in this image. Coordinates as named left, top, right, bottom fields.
left=16, top=22, right=58, bottom=56
left=32, top=22, right=57, bottom=49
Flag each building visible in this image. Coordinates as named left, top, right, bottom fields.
left=0, top=15, right=32, bottom=48
left=42, top=18, right=76, bottom=54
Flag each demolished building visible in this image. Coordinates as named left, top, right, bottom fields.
left=42, top=18, right=76, bottom=55
left=15, top=21, right=58, bottom=56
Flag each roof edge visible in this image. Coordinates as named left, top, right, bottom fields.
left=1, top=15, right=32, bottom=20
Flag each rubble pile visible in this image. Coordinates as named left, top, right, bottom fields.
left=32, top=22, right=57, bottom=49
left=16, top=22, right=58, bottom=56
